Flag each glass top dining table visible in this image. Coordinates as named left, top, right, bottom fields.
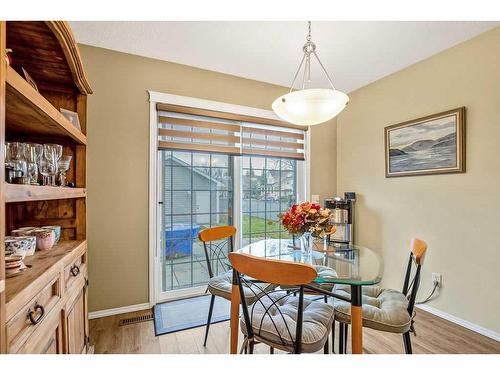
left=228, top=238, right=384, bottom=354
left=236, top=239, right=384, bottom=286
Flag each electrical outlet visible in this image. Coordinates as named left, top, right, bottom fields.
left=311, top=195, right=320, bottom=203
left=432, top=273, right=442, bottom=287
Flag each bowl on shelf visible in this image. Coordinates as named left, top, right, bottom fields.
left=5, top=237, right=28, bottom=259
left=41, top=225, right=61, bottom=244
left=16, top=236, right=37, bottom=256
left=12, top=227, right=38, bottom=237
left=31, top=229, right=56, bottom=251
left=5, top=255, right=24, bottom=276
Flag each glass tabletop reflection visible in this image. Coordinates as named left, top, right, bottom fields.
left=236, top=239, right=383, bottom=286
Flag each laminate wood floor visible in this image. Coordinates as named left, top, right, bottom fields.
left=89, top=307, right=500, bottom=354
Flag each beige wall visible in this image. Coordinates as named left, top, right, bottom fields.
left=337, top=27, right=500, bottom=332
left=79, top=45, right=336, bottom=312
left=309, top=120, right=337, bottom=203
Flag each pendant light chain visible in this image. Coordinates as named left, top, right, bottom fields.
left=288, top=21, right=336, bottom=93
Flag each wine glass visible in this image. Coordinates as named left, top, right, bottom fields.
left=38, top=157, right=50, bottom=186
left=44, top=144, right=62, bottom=185
left=5, top=142, right=15, bottom=182
left=25, top=143, right=42, bottom=184
left=57, top=155, right=72, bottom=187
left=27, top=143, right=43, bottom=162
left=8, top=142, right=27, bottom=182
left=51, top=144, right=63, bottom=162
left=38, top=154, right=57, bottom=186
left=20, top=144, right=29, bottom=178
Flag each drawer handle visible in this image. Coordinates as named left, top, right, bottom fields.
left=28, top=304, right=45, bottom=325
left=70, top=265, right=80, bottom=277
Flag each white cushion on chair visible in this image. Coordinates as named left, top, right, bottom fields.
left=240, top=292, right=334, bottom=353
left=208, top=271, right=274, bottom=304
left=281, top=265, right=337, bottom=293
left=333, top=285, right=412, bottom=333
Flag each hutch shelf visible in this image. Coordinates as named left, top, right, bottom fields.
left=0, top=21, right=92, bottom=354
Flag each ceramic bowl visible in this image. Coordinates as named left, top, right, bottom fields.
left=32, top=229, right=56, bottom=251
left=5, top=255, right=24, bottom=275
left=41, top=225, right=61, bottom=244
left=16, top=236, right=37, bottom=256
left=12, top=227, right=38, bottom=237
left=5, top=254, right=23, bottom=267
left=5, top=238, right=27, bottom=259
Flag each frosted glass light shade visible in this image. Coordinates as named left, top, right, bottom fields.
left=272, top=88, right=349, bottom=126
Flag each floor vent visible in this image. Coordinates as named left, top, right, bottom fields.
left=119, top=313, right=154, bottom=326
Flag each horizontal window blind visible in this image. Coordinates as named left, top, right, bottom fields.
left=157, top=112, right=241, bottom=155
left=241, top=124, right=305, bottom=160
left=156, top=104, right=306, bottom=160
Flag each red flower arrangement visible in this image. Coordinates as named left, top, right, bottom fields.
left=279, top=201, right=335, bottom=237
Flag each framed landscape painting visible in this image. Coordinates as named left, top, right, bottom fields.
left=385, top=107, right=465, bottom=177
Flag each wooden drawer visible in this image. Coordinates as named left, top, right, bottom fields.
left=64, top=250, right=87, bottom=292
left=7, top=276, right=61, bottom=353
left=16, top=305, right=63, bottom=354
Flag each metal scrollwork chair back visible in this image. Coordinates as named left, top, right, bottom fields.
left=229, top=252, right=335, bottom=354
left=199, top=225, right=236, bottom=278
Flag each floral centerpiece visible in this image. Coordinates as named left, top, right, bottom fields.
left=279, top=201, right=335, bottom=254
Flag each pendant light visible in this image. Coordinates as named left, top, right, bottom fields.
left=272, top=22, right=349, bottom=126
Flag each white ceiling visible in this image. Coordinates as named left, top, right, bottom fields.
left=70, top=21, right=498, bottom=93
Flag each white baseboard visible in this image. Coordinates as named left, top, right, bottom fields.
left=89, top=303, right=151, bottom=319
left=416, top=304, right=500, bottom=342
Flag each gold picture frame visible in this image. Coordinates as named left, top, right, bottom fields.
left=384, top=107, right=466, bottom=178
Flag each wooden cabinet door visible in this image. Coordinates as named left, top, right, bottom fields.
left=65, top=286, right=88, bottom=354
left=38, top=327, right=60, bottom=354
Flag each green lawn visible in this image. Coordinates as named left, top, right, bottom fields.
left=242, top=214, right=291, bottom=236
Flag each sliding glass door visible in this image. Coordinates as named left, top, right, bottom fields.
left=159, top=150, right=233, bottom=295
left=156, top=152, right=302, bottom=300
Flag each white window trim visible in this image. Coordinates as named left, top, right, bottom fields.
left=148, top=90, right=310, bottom=305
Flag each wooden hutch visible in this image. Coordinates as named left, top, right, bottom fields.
left=0, top=21, right=91, bottom=354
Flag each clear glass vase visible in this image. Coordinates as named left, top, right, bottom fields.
left=300, top=232, right=313, bottom=257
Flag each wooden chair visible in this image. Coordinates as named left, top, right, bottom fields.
left=333, top=238, right=428, bottom=354
left=198, top=226, right=275, bottom=347
left=229, top=252, right=335, bottom=354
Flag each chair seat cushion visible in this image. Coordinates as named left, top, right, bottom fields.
left=208, top=271, right=274, bottom=304
left=313, top=265, right=337, bottom=292
left=333, top=285, right=411, bottom=333
left=334, top=284, right=383, bottom=299
left=281, top=265, right=337, bottom=293
left=240, top=292, right=334, bottom=353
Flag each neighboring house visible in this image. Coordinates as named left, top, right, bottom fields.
left=264, top=170, right=294, bottom=200
left=163, top=154, right=226, bottom=226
